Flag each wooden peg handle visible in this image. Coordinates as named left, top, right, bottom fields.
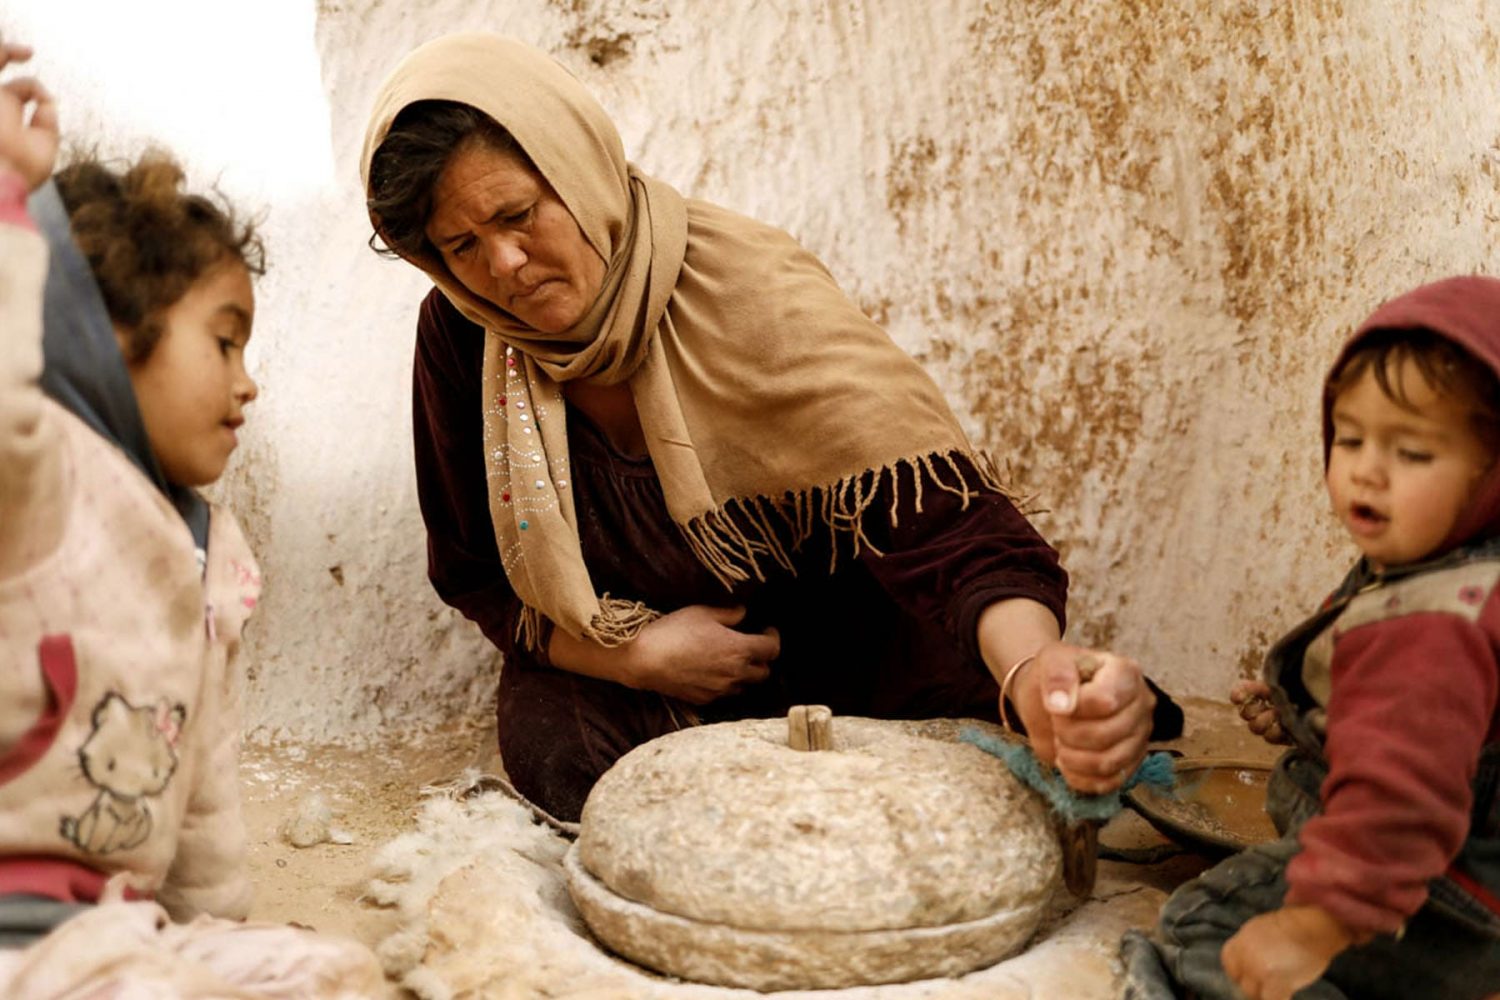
left=787, top=705, right=833, bottom=751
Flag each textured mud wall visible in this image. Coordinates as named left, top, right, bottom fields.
left=298, top=0, right=1500, bottom=726
left=9, top=1, right=1500, bottom=739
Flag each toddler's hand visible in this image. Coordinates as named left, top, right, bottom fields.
left=1222, top=905, right=1358, bottom=1000
left=0, top=40, right=59, bottom=192
left=1230, top=678, right=1288, bottom=745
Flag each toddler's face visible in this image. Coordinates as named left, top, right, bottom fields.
left=1326, top=358, right=1492, bottom=569
left=122, top=260, right=258, bottom=487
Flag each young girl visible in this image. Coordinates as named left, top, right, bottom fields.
left=0, top=41, right=382, bottom=997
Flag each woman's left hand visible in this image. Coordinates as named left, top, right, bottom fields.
left=1011, top=641, right=1155, bottom=794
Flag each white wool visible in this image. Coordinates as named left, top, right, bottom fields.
left=367, top=786, right=568, bottom=983
left=369, top=789, right=1166, bottom=999
left=281, top=792, right=337, bottom=848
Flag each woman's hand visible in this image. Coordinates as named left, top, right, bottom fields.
left=620, top=604, right=779, bottom=705
left=1011, top=641, right=1155, bottom=794
left=0, top=41, right=58, bottom=192
left=975, top=598, right=1154, bottom=794
left=1222, top=905, right=1358, bottom=1000
left=1230, top=678, right=1289, bottom=745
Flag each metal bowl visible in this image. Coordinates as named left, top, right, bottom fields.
left=1125, top=757, right=1279, bottom=856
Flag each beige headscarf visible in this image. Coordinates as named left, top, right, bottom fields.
left=362, top=34, right=1003, bottom=647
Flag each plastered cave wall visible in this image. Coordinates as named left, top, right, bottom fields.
left=8, top=0, right=1500, bottom=741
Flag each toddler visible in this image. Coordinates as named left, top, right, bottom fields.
left=1123, top=277, right=1500, bottom=1000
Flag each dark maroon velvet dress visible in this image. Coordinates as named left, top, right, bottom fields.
left=413, top=288, right=1073, bottom=820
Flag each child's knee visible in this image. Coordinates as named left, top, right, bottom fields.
left=1118, top=929, right=1178, bottom=1000
left=1156, top=843, right=1295, bottom=947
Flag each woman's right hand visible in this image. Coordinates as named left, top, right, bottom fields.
left=623, top=604, right=778, bottom=704
left=1230, top=679, right=1288, bottom=745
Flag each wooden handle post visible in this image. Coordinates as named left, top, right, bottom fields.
left=787, top=705, right=833, bottom=751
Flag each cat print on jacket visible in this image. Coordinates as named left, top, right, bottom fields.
left=60, top=692, right=186, bottom=855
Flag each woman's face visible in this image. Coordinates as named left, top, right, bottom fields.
left=425, top=139, right=606, bottom=334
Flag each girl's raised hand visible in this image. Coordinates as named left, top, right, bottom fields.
left=0, top=39, right=59, bottom=192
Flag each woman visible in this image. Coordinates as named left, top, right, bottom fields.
left=361, top=34, right=1177, bottom=822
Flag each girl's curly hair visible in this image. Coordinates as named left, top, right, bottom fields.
left=54, top=150, right=265, bottom=362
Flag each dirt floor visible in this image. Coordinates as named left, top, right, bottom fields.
left=240, top=715, right=499, bottom=950
left=239, top=698, right=1280, bottom=996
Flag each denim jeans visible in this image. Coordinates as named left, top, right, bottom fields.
left=0, top=894, right=89, bottom=949
left=1121, top=749, right=1500, bottom=999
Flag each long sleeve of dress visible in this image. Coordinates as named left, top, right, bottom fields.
left=412, top=290, right=537, bottom=664
left=857, top=461, right=1069, bottom=668
left=1284, top=608, right=1500, bottom=935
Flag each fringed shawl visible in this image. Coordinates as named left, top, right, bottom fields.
left=362, top=34, right=1003, bottom=647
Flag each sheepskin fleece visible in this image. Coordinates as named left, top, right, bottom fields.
left=367, top=786, right=1163, bottom=999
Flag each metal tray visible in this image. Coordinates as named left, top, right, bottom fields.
left=1125, top=757, right=1279, bottom=857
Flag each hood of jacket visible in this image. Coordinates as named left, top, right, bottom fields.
left=28, top=180, right=209, bottom=553
left=1323, top=275, right=1500, bottom=556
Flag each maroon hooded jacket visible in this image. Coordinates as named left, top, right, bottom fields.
left=1282, top=276, right=1500, bottom=934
